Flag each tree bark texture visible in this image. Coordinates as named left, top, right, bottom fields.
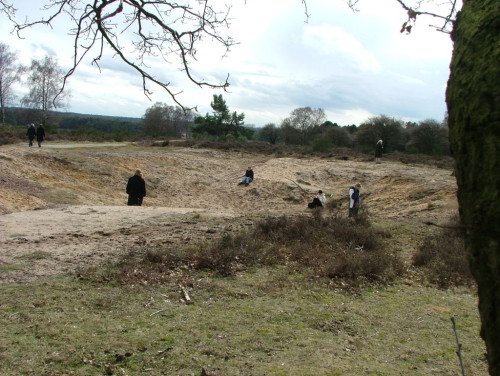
left=446, top=1, right=500, bottom=374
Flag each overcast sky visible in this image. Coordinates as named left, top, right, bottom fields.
left=0, top=0, right=457, bottom=127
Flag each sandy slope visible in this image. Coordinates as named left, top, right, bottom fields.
left=0, top=141, right=458, bottom=283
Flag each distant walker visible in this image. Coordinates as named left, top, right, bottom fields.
left=26, top=124, right=36, bottom=147
left=36, top=124, right=45, bottom=148
left=375, top=139, right=383, bottom=163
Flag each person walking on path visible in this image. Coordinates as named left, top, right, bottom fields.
left=36, top=124, right=45, bottom=148
left=238, top=167, right=254, bottom=186
left=348, top=183, right=361, bottom=217
left=26, top=124, right=36, bottom=147
left=126, top=169, right=146, bottom=206
left=375, top=139, right=383, bottom=163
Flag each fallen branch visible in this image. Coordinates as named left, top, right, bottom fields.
left=150, top=308, right=169, bottom=316
left=423, top=221, right=468, bottom=230
left=285, top=178, right=310, bottom=194
left=451, top=316, right=466, bottom=376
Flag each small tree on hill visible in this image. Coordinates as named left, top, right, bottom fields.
left=192, top=94, right=250, bottom=140
left=281, top=107, right=326, bottom=145
left=355, top=115, right=404, bottom=152
left=260, top=123, right=280, bottom=144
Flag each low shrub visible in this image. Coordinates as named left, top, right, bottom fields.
left=412, top=216, right=473, bottom=288
left=0, top=124, right=24, bottom=145
left=134, top=209, right=403, bottom=286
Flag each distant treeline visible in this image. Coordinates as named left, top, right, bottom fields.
left=5, top=107, right=143, bottom=134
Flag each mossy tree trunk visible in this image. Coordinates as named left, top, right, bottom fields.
left=446, top=0, right=500, bottom=374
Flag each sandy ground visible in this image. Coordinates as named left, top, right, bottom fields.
left=0, top=141, right=458, bottom=283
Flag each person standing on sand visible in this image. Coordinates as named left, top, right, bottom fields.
left=126, top=169, right=146, bottom=206
left=375, top=139, right=383, bottom=163
left=26, top=124, right=36, bottom=147
left=348, top=183, right=361, bottom=217
left=36, top=123, right=45, bottom=148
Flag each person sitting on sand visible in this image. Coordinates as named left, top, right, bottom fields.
left=308, top=190, right=326, bottom=209
left=238, top=167, right=254, bottom=186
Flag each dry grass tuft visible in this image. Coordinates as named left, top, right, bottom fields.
left=412, top=216, right=474, bottom=288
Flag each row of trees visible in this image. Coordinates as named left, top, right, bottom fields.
left=259, top=109, right=449, bottom=156
left=0, top=42, right=68, bottom=125
left=141, top=98, right=448, bottom=157
left=142, top=95, right=253, bottom=140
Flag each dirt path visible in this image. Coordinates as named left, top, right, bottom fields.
left=0, top=142, right=458, bottom=283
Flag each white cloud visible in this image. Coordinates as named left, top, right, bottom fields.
left=302, top=25, right=381, bottom=72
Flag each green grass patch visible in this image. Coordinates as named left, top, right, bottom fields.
left=18, top=251, right=52, bottom=261
left=0, top=263, right=24, bottom=272
left=0, top=271, right=487, bottom=376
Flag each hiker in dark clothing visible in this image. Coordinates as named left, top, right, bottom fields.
left=238, top=167, right=254, bottom=186
left=26, top=124, right=36, bottom=147
left=126, top=169, right=146, bottom=206
left=348, top=183, right=361, bottom=217
left=36, top=124, right=45, bottom=147
left=375, top=139, right=383, bottom=163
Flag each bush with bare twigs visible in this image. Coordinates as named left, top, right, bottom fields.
left=412, top=216, right=473, bottom=288
left=134, top=208, right=403, bottom=287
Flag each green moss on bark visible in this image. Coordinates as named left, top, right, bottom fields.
left=446, top=1, right=500, bottom=375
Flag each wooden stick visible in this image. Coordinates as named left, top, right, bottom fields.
left=285, top=178, right=310, bottom=194
left=451, top=316, right=467, bottom=376
left=180, top=286, right=193, bottom=304
left=150, top=308, right=169, bottom=316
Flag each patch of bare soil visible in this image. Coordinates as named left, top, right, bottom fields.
left=0, top=141, right=458, bottom=283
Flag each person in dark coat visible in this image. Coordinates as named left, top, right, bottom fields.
left=36, top=124, right=45, bottom=147
left=26, top=124, right=36, bottom=147
left=375, top=139, right=383, bottom=163
left=348, top=183, right=361, bottom=217
left=126, top=169, right=146, bottom=206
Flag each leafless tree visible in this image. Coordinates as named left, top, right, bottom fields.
left=2, top=0, right=235, bottom=111
left=143, top=102, right=193, bottom=138
left=0, top=42, right=24, bottom=125
left=22, top=55, right=69, bottom=124
left=282, top=106, right=326, bottom=144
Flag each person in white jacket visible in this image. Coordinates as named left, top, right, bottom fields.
left=308, top=190, right=326, bottom=209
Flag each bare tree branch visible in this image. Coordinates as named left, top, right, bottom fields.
left=393, top=0, right=458, bottom=34
left=4, top=0, right=236, bottom=112
left=347, top=0, right=459, bottom=34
